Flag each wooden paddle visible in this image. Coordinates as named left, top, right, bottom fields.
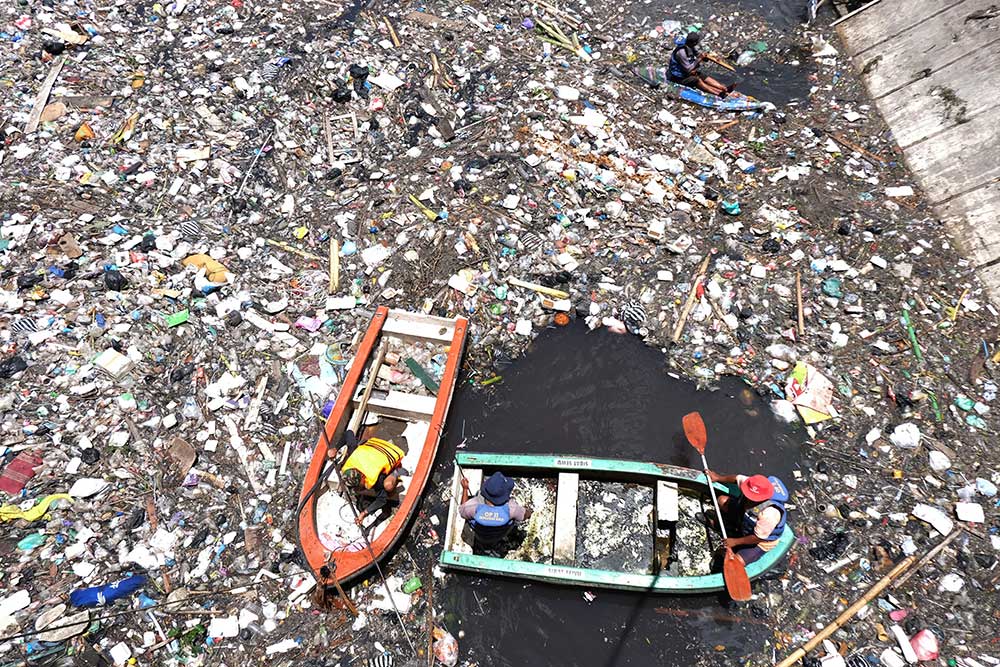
left=682, top=411, right=752, bottom=601
left=704, top=52, right=736, bottom=72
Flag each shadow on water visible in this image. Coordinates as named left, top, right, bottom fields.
left=430, top=322, right=802, bottom=667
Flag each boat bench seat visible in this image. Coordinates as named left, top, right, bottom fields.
left=383, top=311, right=455, bottom=344
left=553, top=472, right=579, bottom=565
left=657, top=480, right=679, bottom=524
left=354, top=390, right=437, bottom=421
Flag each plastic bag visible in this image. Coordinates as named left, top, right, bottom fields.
left=432, top=627, right=458, bottom=667
left=910, top=629, right=939, bottom=660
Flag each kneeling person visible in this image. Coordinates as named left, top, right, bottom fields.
left=340, top=434, right=405, bottom=525
left=703, top=471, right=789, bottom=565
left=459, top=471, right=533, bottom=549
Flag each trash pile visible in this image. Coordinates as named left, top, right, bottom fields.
left=1, top=0, right=997, bottom=664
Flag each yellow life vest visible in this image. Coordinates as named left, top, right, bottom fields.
left=342, top=438, right=404, bottom=489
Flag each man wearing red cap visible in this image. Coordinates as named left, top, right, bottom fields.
left=699, top=471, right=790, bottom=565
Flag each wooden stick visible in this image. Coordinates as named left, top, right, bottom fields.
left=831, top=0, right=882, bottom=26
left=25, top=57, right=66, bottom=134
left=535, top=0, right=583, bottom=28
left=265, top=238, right=324, bottom=261
left=796, top=271, right=805, bottom=337
left=891, top=527, right=963, bottom=589
left=323, top=111, right=335, bottom=168
left=705, top=52, right=736, bottom=71
left=775, top=555, right=916, bottom=667
left=349, top=342, right=387, bottom=435
left=426, top=566, right=435, bottom=667
left=329, top=238, right=340, bottom=294
left=671, top=254, right=712, bottom=343
left=507, top=277, right=569, bottom=299
left=328, top=567, right=358, bottom=617
left=383, top=16, right=401, bottom=47
left=831, top=132, right=885, bottom=164
left=717, top=119, right=740, bottom=132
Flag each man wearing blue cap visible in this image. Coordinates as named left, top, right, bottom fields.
left=459, top=471, right=533, bottom=550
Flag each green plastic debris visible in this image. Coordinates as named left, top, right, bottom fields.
left=822, top=278, right=843, bottom=298
left=405, top=357, right=439, bottom=394
left=966, top=414, right=987, bottom=430
left=955, top=396, right=975, bottom=411
left=402, top=576, right=423, bottom=594
left=165, top=309, right=190, bottom=327
left=749, top=40, right=768, bottom=53
left=17, top=533, right=46, bottom=551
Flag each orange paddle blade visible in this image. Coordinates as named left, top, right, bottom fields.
left=682, top=412, right=707, bottom=455
left=723, top=549, right=752, bottom=601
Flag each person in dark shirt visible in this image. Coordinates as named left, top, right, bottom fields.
left=668, top=32, right=734, bottom=97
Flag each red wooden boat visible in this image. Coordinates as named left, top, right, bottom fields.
left=296, top=306, right=468, bottom=589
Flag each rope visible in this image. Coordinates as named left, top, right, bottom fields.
left=312, top=411, right=417, bottom=656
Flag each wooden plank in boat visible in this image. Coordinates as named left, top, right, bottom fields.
left=553, top=472, right=579, bottom=566
left=382, top=311, right=455, bottom=343
left=355, top=390, right=437, bottom=421
left=447, top=467, right=482, bottom=554
left=657, top=480, right=679, bottom=524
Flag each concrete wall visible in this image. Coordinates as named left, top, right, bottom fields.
left=836, top=0, right=1000, bottom=291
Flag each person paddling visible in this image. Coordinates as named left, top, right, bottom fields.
left=697, top=471, right=789, bottom=565
left=459, top=471, right=533, bottom=551
left=668, top=31, right=736, bottom=97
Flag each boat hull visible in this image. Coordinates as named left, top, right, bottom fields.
left=297, top=306, right=468, bottom=588
left=440, top=452, right=795, bottom=594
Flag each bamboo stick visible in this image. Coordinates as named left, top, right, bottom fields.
left=891, top=527, right=962, bottom=589
left=775, top=555, right=916, bottom=667
left=426, top=566, right=435, bottom=667
left=348, top=342, right=387, bottom=435
left=507, top=277, right=569, bottom=299
left=323, top=111, right=335, bottom=168
left=328, top=238, right=339, bottom=294
left=796, top=271, right=805, bottom=337
left=831, top=132, right=885, bottom=164
left=831, top=0, right=882, bottom=26
left=671, top=254, right=712, bottom=343
left=383, top=16, right=401, bottom=47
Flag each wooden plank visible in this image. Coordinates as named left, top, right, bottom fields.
left=24, top=57, right=66, bottom=134
left=873, top=44, right=1000, bottom=148
left=445, top=467, right=482, bottom=554
left=553, top=472, right=579, bottom=565
left=656, top=480, right=679, bottom=523
left=836, top=0, right=966, bottom=56
left=938, top=181, right=1000, bottom=265
left=902, top=111, right=1000, bottom=204
left=844, top=0, right=998, bottom=98
left=456, top=451, right=704, bottom=486
left=356, top=390, right=437, bottom=421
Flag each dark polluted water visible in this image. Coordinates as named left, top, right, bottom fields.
left=627, top=0, right=821, bottom=106
left=429, top=322, right=803, bottom=667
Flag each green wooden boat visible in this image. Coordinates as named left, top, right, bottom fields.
left=440, top=452, right=795, bottom=594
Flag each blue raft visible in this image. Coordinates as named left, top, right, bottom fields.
left=635, top=66, right=771, bottom=112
